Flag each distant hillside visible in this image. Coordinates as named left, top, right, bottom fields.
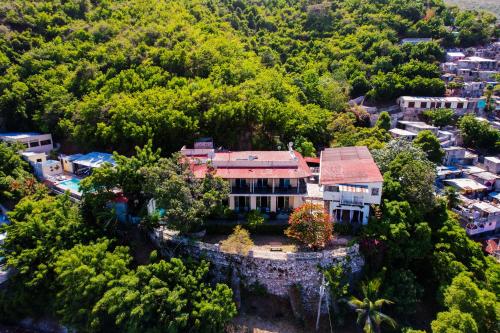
left=446, top=0, right=499, bottom=17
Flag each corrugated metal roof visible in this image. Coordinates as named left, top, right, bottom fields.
left=319, top=147, right=383, bottom=185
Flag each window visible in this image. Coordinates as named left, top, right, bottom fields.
left=23, top=143, right=29, bottom=148
left=277, top=196, right=290, bottom=211
left=235, top=196, right=249, bottom=211
left=371, top=188, right=380, bottom=196
left=445, top=102, right=451, bottom=108
left=40, top=139, right=52, bottom=146
left=325, top=185, right=339, bottom=192
left=279, top=178, right=291, bottom=188
left=256, top=178, right=268, bottom=188
left=235, top=179, right=246, bottom=188
left=457, top=102, right=464, bottom=109
left=430, top=102, right=436, bottom=108
left=36, top=159, right=42, bottom=163
left=408, top=102, right=415, bottom=108
left=29, top=141, right=40, bottom=147
left=256, top=196, right=270, bottom=210
left=420, top=102, right=427, bottom=108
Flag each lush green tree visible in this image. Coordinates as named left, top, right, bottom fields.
left=324, top=263, right=351, bottom=325
left=431, top=309, right=478, bottom=333
left=458, top=115, right=500, bottom=152
left=54, top=239, right=132, bottom=331
left=423, top=108, right=454, bottom=127
left=293, top=136, right=316, bottom=157
left=364, top=200, right=432, bottom=266
left=374, top=140, right=436, bottom=211
left=90, top=258, right=237, bottom=333
left=246, top=209, right=265, bottom=229
left=375, top=112, right=391, bottom=131
left=413, top=130, right=444, bottom=164
left=80, top=141, right=162, bottom=225
left=0, top=0, right=491, bottom=153
left=443, top=187, right=459, bottom=209
left=432, top=216, right=487, bottom=288
left=285, top=202, right=333, bottom=250
left=485, top=257, right=500, bottom=296
left=347, top=278, right=397, bottom=333
left=443, top=272, right=499, bottom=333
left=0, top=194, right=97, bottom=319
left=0, top=142, right=45, bottom=201
left=140, top=154, right=229, bottom=233
left=383, top=269, right=423, bottom=317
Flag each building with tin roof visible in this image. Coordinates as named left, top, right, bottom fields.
left=319, top=146, right=383, bottom=224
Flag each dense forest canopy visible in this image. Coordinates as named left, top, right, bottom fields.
left=0, top=0, right=497, bottom=153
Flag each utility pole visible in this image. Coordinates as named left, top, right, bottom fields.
left=316, top=275, right=326, bottom=331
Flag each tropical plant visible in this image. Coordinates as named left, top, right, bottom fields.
left=443, top=186, right=459, bottom=209
left=347, top=278, right=397, bottom=333
left=285, top=202, right=333, bottom=250
left=247, top=209, right=265, bottom=229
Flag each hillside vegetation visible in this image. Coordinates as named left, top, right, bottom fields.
left=0, top=0, right=497, bottom=153
left=446, top=0, right=499, bottom=17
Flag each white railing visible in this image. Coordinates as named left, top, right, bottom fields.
left=340, top=198, right=364, bottom=206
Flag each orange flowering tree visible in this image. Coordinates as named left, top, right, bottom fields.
left=285, top=202, right=333, bottom=250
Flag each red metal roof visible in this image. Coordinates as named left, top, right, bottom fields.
left=319, top=146, right=383, bottom=185
left=190, top=150, right=312, bottom=179
left=304, top=157, right=320, bottom=164
left=483, top=238, right=499, bottom=255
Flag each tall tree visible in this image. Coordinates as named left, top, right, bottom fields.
left=0, top=194, right=98, bottom=319
left=54, top=239, right=132, bottom=331
left=431, top=309, right=478, bottom=333
left=90, top=258, right=237, bottom=333
left=413, top=130, right=444, bottom=164
left=140, top=154, right=229, bottom=233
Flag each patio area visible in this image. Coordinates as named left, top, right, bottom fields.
left=202, top=233, right=352, bottom=253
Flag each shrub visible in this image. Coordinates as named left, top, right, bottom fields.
left=246, top=209, right=265, bottom=229
left=333, top=222, right=353, bottom=235
left=285, top=203, right=333, bottom=249
left=220, top=225, right=254, bottom=255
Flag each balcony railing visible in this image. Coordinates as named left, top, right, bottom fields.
left=231, top=184, right=307, bottom=195
left=340, top=198, right=364, bottom=206
left=231, top=186, right=251, bottom=194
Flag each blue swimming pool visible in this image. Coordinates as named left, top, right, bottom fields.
left=58, top=178, right=82, bottom=193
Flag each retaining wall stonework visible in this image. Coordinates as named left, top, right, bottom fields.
left=150, top=228, right=364, bottom=313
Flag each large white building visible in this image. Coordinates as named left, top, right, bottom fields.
left=0, top=132, right=53, bottom=153
left=397, top=96, right=469, bottom=115
left=181, top=143, right=311, bottom=216
left=457, top=56, right=498, bottom=71
left=319, top=147, right=383, bottom=225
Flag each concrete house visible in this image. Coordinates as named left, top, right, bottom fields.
left=397, top=96, right=469, bottom=116
left=319, top=146, right=383, bottom=225
left=0, top=132, right=53, bottom=153
left=181, top=142, right=312, bottom=215
left=484, top=156, right=500, bottom=174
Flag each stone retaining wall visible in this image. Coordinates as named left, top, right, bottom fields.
left=150, top=228, right=364, bottom=313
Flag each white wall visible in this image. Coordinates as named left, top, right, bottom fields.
left=2, top=134, right=54, bottom=153
left=322, top=182, right=383, bottom=206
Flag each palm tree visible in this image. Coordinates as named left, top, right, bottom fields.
left=347, top=278, right=396, bottom=333
left=444, top=186, right=459, bottom=209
